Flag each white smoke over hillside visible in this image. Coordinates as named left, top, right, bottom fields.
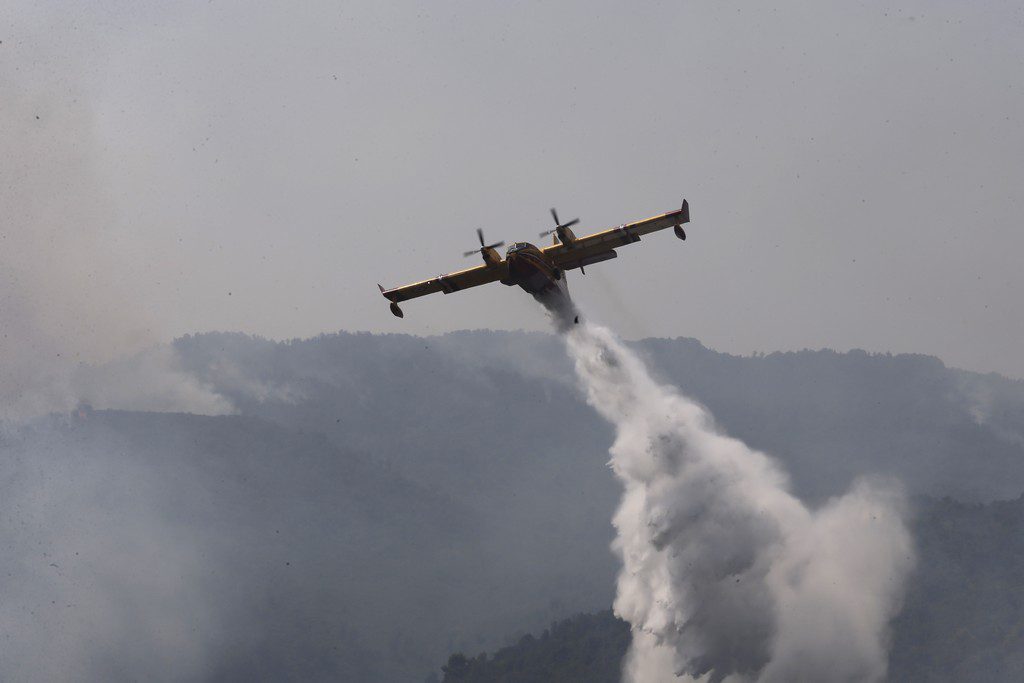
left=563, top=321, right=914, bottom=682
left=0, top=426, right=220, bottom=681
left=0, top=13, right=231, bottom=420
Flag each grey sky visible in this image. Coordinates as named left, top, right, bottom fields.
left=4, top=1, right=1024, bottom=378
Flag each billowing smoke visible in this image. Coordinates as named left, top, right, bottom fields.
left=0, top=423, right=221, bottom=681
left=0, top=11, right=230, bottom=420
left=562, top=320, right=914, bottom=682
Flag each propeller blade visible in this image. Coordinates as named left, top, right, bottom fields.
left=550, top=208, right=579, bottom=231
left=539, top=229, right=555, bottom=238
left=464, top=229, right=502, bottom=258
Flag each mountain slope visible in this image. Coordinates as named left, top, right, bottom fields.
left=1, top=411, right=482, bottom=681
left=439, top=494, right=1024, bottom=682
left=175, top=330, right=1024, bottom=505
left=7, top=329, right=1024, bottom=681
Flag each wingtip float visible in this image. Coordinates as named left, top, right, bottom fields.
left=378, top=199, right=690, bottom=319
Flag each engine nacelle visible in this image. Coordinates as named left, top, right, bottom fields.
left=389, top=302, right=404, bottom=318
left=674, top=225, right=687, bottom=240
left=481, top=246, right=502, bottom=267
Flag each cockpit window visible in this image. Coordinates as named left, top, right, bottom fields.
left=506, top=242, right=529, bottom=254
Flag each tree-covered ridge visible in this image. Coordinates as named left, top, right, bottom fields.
left=176, top=329, right=1024, bottom=505
left=441, top=612, right=628, bottom=683
left=439, top=494, right=1024, bottom=682
left=8, top=330, right=1024, bottom=680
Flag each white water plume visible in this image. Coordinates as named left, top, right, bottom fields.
left=562, top=321, right=914, bottom=682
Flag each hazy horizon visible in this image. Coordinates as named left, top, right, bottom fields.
left=3, top=5, right=1022, bottom=678
left=3, top=1, right=1023, bottom=390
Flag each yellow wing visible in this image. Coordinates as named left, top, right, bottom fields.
left=380, top=262, right=507, bottom=303
left=543, top=200, right=689, bottom=270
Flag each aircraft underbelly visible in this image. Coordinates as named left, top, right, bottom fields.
left=508, top=255, right=559, bottom=296
left=521, top=270, right=555, bottom=294
left=514, top=259, right=574, bottom=327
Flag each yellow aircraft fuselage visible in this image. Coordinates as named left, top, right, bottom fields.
left=501, top=242, right=568, bottom=298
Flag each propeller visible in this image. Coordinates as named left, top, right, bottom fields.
left=539, top=208, right=580, bottom=238
left=463, top=228, right=505, bottom=257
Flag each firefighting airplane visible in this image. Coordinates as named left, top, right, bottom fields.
left=378, top=200, right=690, bottom=318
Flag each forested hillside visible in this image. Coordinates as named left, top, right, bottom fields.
left=440, top=494, right=1024, bottom=682
left=4, top=330, right=1024, bottom=680
left=175, top=330, right=1024, bottom=504
left=441, top=612, right=628, bottom=683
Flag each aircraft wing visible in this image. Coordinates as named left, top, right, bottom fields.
left=543, top=200, right=690, bottom=270
left=379, top=262, right=507, bottom=304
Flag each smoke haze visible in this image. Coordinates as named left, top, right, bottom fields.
left=3, top=2, right=1023, bottom=376
left=2, top=328, right=1023, bottom=679
left=0, top=11, right=230, bottom=420
left=563, top=321, right=914, bottom=681
left=0, top=422, right=219, bottom=681
left=1, top=4, right=1021, bottom=678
